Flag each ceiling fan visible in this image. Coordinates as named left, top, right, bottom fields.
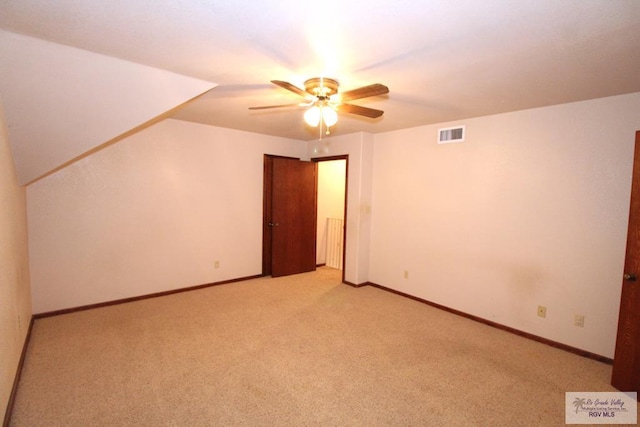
left=249, top=77, right=389, bottom=135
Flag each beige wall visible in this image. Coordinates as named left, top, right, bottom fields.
left=0, top=104, right=31, bottom=421
left=370, top=92, right=640, bottom=358
left=27, top=119, right=303, bottom=313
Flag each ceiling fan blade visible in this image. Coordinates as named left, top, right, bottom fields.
left=271, top=80, right=311, bottom=99
left=337, top=103, right=384, bottom=118
left=249, top=102, right=306, bottom=110
left=339, top=83, right=389, bottom=102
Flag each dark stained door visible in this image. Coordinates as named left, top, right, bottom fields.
left=263, top=156, right=317, bottom=277
left=612, top=130, right=640, bottom=393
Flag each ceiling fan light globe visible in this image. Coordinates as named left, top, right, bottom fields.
left=322, top=107, right=338, bottom=127
left=304, top=106, right=321, bottom=127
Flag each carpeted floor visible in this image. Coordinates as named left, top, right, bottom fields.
left=8, top=268, right=632, bottom=426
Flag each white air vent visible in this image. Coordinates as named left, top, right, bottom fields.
left=438, top=125, right=465, bottom=144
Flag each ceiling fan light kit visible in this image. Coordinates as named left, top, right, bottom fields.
left=250, top=77, right=389, bottom=137
left=304, top=105, right=338, bottom=127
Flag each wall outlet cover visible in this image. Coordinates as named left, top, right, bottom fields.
left=537, top=305, right=547, bottom=318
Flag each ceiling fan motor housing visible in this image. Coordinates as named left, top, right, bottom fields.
left=304, top=78, right=339, bottom=99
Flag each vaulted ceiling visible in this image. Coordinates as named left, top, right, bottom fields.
left=1, top=1, right=640, bottom=183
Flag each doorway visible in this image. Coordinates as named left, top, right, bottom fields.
left=314, top=155, right=348, bottom=283
left=262, top=154, right=348, bottom=282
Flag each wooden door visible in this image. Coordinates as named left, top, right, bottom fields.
left=612, top=131, right=640, bottom=393
left=263, top=156, right=317, bottom=277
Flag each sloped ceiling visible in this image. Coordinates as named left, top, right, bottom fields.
left=0, top=30, right=216, bottom=184
left=1, top=1, right=640, bottom=182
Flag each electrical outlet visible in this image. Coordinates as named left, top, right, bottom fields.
left=537, top=305, right=547, bottom=318
left=574, top=314, right=585, bottom=328
left=214, top=261, right=220, bottom=269
left=403, top=270, right=409, bottom=279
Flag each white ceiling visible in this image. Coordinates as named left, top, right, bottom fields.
left=1, top=0, right=640, bottom=143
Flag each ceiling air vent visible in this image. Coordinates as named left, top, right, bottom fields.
left=438, top=125, right=465, bottom=144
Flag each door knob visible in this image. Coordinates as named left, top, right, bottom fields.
left=623, top=273, right=637, bottom=281
left=268, top=222, right=279, bottom=227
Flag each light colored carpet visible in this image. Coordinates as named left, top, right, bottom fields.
left=8, top=268, right=630, bottom=426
